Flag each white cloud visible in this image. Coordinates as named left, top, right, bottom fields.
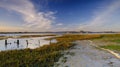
left=0, top=0, right=55, bottom=31
left=56, top=23, right=63, bottom=26
left=78, top=0, right=120, bottom=31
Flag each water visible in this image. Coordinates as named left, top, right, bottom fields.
left=0, top=36, right=57, bottom=51
left=0, top=33, right=55, bottom=36
left=0, top=32, right=64, bottom=37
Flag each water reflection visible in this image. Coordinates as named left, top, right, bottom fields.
left=0, top=36, right=57, bottom=51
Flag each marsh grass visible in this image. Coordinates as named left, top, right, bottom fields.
left=100, top=45, right=120, bottom=51
left=0, top=34, right=106, bottom=67
left=18, top=34, right=56, bottom=38
left=0, top=36, right=9, bottom=40
left=92, top=34, right=120, bottom=51
left=0, top=36, right=74, bottom=67
left=0, top=43, right=69, bottom=67
left=55, top=34, right=101, bottom=42
left=110, top=39, right=120, bottom=43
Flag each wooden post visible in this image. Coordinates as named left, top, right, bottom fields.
left=17, top=39, right=19, bottom=48
left=38, top=40, right=40, bottom=46
left=26, top=40, right=29, bottom=48
left=5, top=40, right=7, bottom=49
left=50, top=39, right=52, bottom=45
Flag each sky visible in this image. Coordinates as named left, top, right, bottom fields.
left=0, top=0, right=120, bottom=32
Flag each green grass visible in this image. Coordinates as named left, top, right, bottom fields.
left=92, top=34, right=120, bottom=51
left=100, top=45, right=120, bottom=51
left=111, top=39, right=120, bottom=43
left=92, top=34, right=120, bottom=43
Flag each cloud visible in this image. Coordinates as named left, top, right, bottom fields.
left=56, top=23, right=63, bottom=26
left=0, top=0, right=55, bottom=31
left=78, top=0, right=120, bottom=31
left=51, top=23, right=80, bottom=31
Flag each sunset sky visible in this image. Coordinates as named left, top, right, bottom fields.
left=0, top=0, right=120, bottom=32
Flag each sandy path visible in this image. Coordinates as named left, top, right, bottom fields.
left=55, top=40, right=120, bottom=67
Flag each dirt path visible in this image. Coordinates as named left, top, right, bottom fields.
left=54, top=40, right=120, bottom=67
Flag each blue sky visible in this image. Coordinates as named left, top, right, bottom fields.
left=0, top=0, right=120, bottom=32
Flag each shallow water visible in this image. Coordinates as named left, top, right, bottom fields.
left=0, top=36, right=57, bottom=51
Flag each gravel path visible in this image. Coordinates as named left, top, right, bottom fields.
left=55, top=40, right=120, bottom=67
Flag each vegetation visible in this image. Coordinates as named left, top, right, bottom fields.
left=110, top=39, right=120, bottom=43
left=92, top=34, right=120, bottom=41
left=18, top=34, right=56, bottom=38
left=55, top=34, right=101, bottom=42
left=100, top=45, right=120, bottom=51
left=0, top=36, right=8, bottom=40
left=0, top=42, right=73, bottom=67
left=0, top=34, right=110, bottom=67
left=92, top=34, right=120, bottom=52
left=1, top=33, right=120, bottom=67
left=1, top=34, right=120, bottom=66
